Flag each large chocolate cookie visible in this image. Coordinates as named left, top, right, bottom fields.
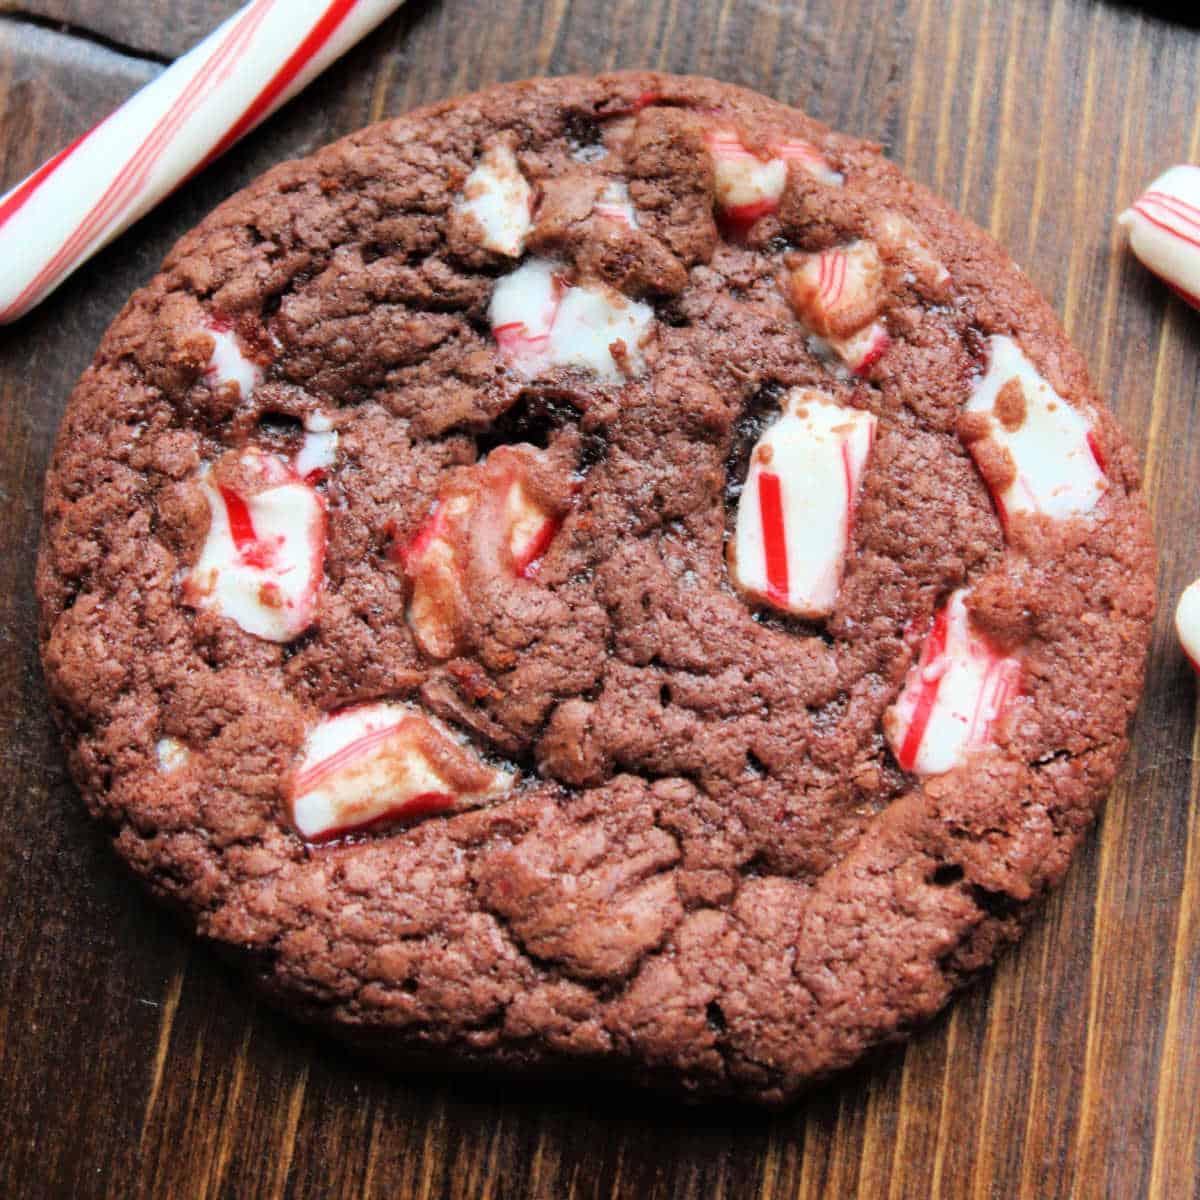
left=37, top=72, right=1155, bottom=1103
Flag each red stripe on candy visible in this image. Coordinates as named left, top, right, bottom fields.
left=758, top=471, right=790, bottom=607
left=1132, top=202, right=1200, bottom=252
left=897, top=605, right=950, bottom=772
left=293, top=717, right=412, bottom=796
left=1142, top=189, right=1200, bottom=233
left=514, top=516, right=560, bottom=579
left=0, top=120, right=106, bottom=232
left=201, top=0, right=360, bottom=169
left=219, top=487, right=258, bottom=553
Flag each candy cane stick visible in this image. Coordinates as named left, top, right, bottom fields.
left=0, top=0, right=405, bottom=324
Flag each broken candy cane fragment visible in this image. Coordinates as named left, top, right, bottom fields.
left=593, top=180, right=639, bottom=228
left=203, top=320, right=261, bottom=400
left=457, top=140, right=534, bottom=257
left=181, top=448, right=325, bottom=643
left=885, top=589, right=1022, bottom=776
left=705, top=130, right=787, bottom=229
left=294, top=411, right=338, bottom=482
left=1118, top=165, right=1200, bottom=311
left=1175, top=579, right=1200, bottom=672
left=728, top=389, right=877, bottom=618
left=961, top=335, right=1107, bottom=522
left=156, top=737, right=190, bottom=774
left=874, top=210, right=951, bottom=291
left=489, top=258, right=653, bottom=381
left=775, top=139, right=844, bottom=187
left=829, top=322, right=891, bottom=377
left=401, top=447, right=564, bottom=658
left=289, top=702, right=515, bottom=842
left=784, top=240, right=886, bottom=339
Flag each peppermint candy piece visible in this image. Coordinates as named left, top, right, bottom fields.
left=289, top=702, right=515, bottom=842
left=1175, top=579, right=1200, bottom=672
left=203, top=320, right=262, bottom=401
left=705, top=129, right=842, bottom=232
left=456, top=140, right=534, bottom=257
left=728, top=389, right=877, bottom=618
left=593, top=180, right=639, bottom=229
left=402, top=446, right=563, bottom=659
left=960, top=335, right=1107, bottom=526
left=783, top=241, right=891, bottom=375
left=182, top=448, right=325, bottom=643
left=1118, top=165, right=1200, bottom=310
left=885, top=589, right=1022, bottom=776
left=489, top=258, right=654, bottom=381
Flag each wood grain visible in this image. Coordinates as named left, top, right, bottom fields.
left=1, top=1, right=1198, bottom=1196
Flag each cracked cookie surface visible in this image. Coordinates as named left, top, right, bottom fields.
left=37, top=72, right=1154, bottom=1104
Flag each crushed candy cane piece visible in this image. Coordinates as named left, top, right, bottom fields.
left=294, top=411, right=338, bottom=482
left=1118, top=165, right=1200, bottom=311
left=783, top=241, right=891, bottom=374
left=156, top=737, right=190, bottom=774
left=593, top=180, right=639, bottom=228
left=705, top=130, right=788, bottom=227
left=775, top=139, right=843, bottom=187
left=875, top=210, right=951, bottom=290
left=204, top=321, right=261, bottom=400
left=1175, top=579, right=1200, bottom=672
left=490, top=258, right=653, bottom=381
left=289, top=702, right=515, bottom=842
left=728, top=389, right=877, bottom=618
left=402, top=446, right=563, bottom=659
left=960, top=335, right=1107, bottom=525
left=181, top=448, right=325, bottom=643
left=884, top=589, right=1022, bottom=776
left=457, top=140, right=534, bottom=258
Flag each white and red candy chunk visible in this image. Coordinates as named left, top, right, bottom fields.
left=1118, top=164, right=1200, bottom=310
left=959, top=335, right=1107, bottom=526
left=203, top=320, right=261, bottom=401
left=489, top=258, right=654, bottom=381
left=1176, top=580, right=1200, bottom=672
left=289, top=702, right=515, bottom=842
left=885, top=589, right=1022, bottom=776
left=181, top=448, right=325, bottom=643
left=874, top=210, right=951, bottom=293
left=705, top=129, right=842, bottom=231
left=593, top=180, right=639, bottom=228
left=728, top=389, right=876, bottom=619
left=783, top=241, right=890, bottom=375
left=294, top=410, right=338, bottom=483
left=401, top=446, right=563, bottom=659
left=457, top=140, right=534, bottom=258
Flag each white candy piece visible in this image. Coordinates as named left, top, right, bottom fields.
left=457, top=141, right=534, bottom=257
left=294, top=412, right=338, bottom=481
left=964, top=336, right=1107, bottom=524
left=182, top=449, right=325, bottom=643
left=1118, top=165, right=1200, bottom=310
left=204, top=323, right=261, bottom=401
left=490, top=258, right=653, bottom=381
left=704, top=130, right=842, bottom=229
left=728, top=389, right=877, bottom=618
left=156, top=737, right=190, bottom=774
left=1175, top=579, right=1200, bottom=671
left=289, top=702, right=515, bottom=841
left=593, top=180, right=639, bottom=228
left=705, top=130, right=788, bottom=221
left=884, top=589, right=1022, bottom=776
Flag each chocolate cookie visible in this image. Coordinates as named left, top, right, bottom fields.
left=37, top=72, right=1155, bottom=1103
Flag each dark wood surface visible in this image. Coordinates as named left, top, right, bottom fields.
left=1, top=1, right=1198, bottom=1196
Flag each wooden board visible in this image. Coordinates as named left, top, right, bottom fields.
left=1, top=1, right=1197, bottom=1195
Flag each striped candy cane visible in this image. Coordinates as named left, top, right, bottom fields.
left=1118, top=165, right=1200, bottom=312
left=0, top=0, right=405, bottom=324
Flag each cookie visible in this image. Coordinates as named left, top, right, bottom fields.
left=37, top=72, right=1155, bottom=1103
